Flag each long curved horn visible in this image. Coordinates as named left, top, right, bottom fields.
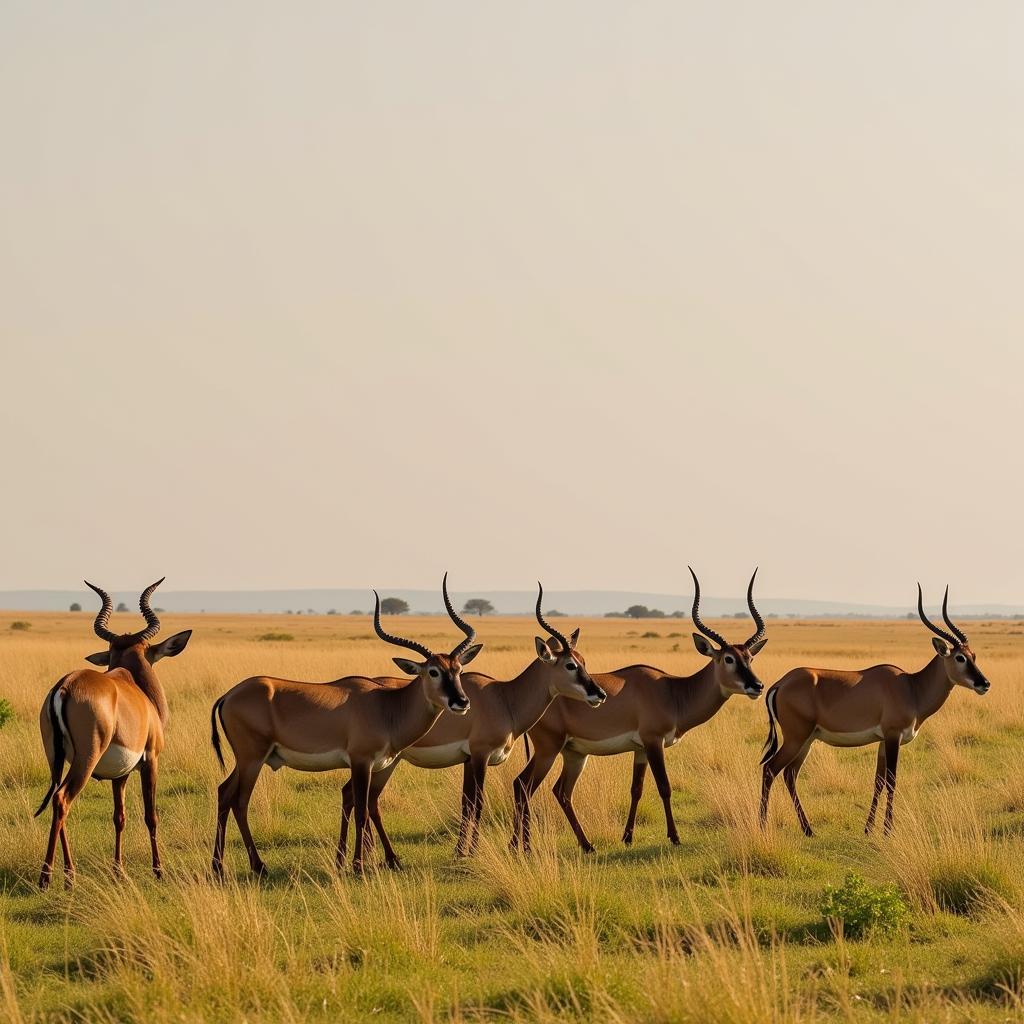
left=689, top=567, right=728, bottom=649
left=128, top=577, right=164, bottom=643
left=941, top=585, right=968, bottom=645
left=917, top=583, right=957, bottom=646
left=372, top=590, right=432, bottom=661
left=535, top=581, right=572, bottom=654
left=442, top=572, right=476, bottom=660
left=84, top=580, right=118, bottom=644
left=744, top=567, right=766, bottom=648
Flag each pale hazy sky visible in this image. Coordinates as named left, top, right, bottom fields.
left=2, top=2, right=1022, bottom=606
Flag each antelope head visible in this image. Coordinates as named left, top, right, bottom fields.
left=372, top=573, right=479, bottom=715
left=917, top=584, right=990, bottom=695
left=689, top=567, right=767, bottom=699
left=533, top=583, right=607, bottom=707
left=83, top=579, right=192, bottom=669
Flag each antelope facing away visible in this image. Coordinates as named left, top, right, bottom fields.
left=210, top=576, right=481, bottom=875
left=36, top=580, right=192, bottom=889
left=760, top=585, right=990, bottom=837
left=337, top=584, right=607, bottom=865
left=513, top=569, right=767, bottom=852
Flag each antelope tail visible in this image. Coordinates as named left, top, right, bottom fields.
left=34, top=685, right=67, bottom=817
left=522, top=733, right=532, bottom=764
left=210, top=697, right=227, bottom=771
left=760, top=686, right=781, bottom=766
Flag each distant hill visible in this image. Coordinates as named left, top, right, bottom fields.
left=1, top=588, right=1021, bottom=619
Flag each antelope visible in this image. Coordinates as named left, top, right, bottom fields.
left=337, top=584, right=607, bottom=864
left=35, top=579, right=192, bottom=889
left=209, top=576, right=481, bottom=875
left=760, top=585, right=990, bottom=837
left=512, top=569, right=767, bottom=852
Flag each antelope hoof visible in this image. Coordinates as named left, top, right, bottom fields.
left=38, top=869, right=51, bottom=891
left=668, top=835, right=681, bottom=846
left=581, top=842, right=596, bottom=855
left=153, top=865, right=163, bottom=880
left=802, top=826, right=814, bottom=838
left=385, top=857, right=403, bottom=872
left=621, top=831, right=634, bottom=846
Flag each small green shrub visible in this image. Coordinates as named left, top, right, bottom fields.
left=257, top=632, right=295, bottom=642
left=10, top=621, right=31, bottom=631
left=642, top=631, right=660, bottom=639
left=820, top=872, right=908, bottom=938
left=0, top=698, right=13, bottom=728
left=930, top=864, right=1010, bottom=916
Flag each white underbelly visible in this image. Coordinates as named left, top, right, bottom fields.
left=566, top=732, right=641, bottom=756
left=92, top=744, right=144, bottom=780
left=403, top=741, right=470, bottom=769
left=267, top=746, right=351, bottom=772
left=815, top=727, right=883, bottom=748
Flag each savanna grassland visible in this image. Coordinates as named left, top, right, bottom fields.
left=1, top=610, right=1024, bottom=1023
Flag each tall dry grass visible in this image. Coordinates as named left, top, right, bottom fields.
left=0, top=611, right=1022, bottom=1021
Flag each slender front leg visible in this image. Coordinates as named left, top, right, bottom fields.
left=112, top=775, right=129, bottom=875
left=456, top=759, right=480, bottom=857
left=622, top=757, right=647, bottom=845
left=864, top=742, right=886, bottom=835
left=882, top=737, right=900, bottom=836
left=139, top=757, right=163, bottom=879
left=552, top=751, right=595, bottom=852
left=511, top=746, right=560, bottom=852
left=349, top=762, right=372, bottom=874
left=467, top=754, right=489, bottom=855
left=644, top=743, right=679, bottom=845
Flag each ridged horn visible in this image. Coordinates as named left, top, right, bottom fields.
left=442, top=572, right=476, bottom=660
left=535, top=581, right=573, bottom=654
left=84, top=581, right=118, bottom=644
left=372, top=590, right=432, bottom=661
left=689, top=567, right=728, bottom=649
left=941, top=585, right=968, bottom=645
left=917, top=583, right=958, bottom=646
left=128, top=577, right=164, bottom=643
left=744, top=568, right=766, bottom=648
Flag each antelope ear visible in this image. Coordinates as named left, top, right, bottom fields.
left=393, top=657, right=422, bottom=676
left=932, top=637, right=952, bottom=657
left=85, top=651, right=110, bottom=666
left=535, top=637, right=557, bottom=663
left=148, top=630, right=192, bottom=663
left=747, top=637, right=768, bottom=657
left=569, top=627, right=580, bottom=647
left=458, top=643, right=483, bottom=666
left=692, top=633, right=717, bottom=658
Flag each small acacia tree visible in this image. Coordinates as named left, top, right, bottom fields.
left=463, top=598, right=495, bottom=617
left=69, top=602, right=82, bottom=612
left=115, top=602, right=129, bottom=613
left=380, top=597, right=410, bottom=615
left=625, top=604, right=650, bottom=619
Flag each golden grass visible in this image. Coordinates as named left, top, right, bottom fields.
left=1, top=611, right=1023, bottom=1021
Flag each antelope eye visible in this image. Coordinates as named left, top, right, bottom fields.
left=566, top=661, right=577, bottom=671
left=724, top=655, right=735, bottom=665
left=428, top=668, right=440, bottom=678
left=955, top=654, right=966, bottom=664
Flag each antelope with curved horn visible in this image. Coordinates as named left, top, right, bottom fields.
left=513, top=569, right=767, bottom=852
left=210, top=576, right=481, bottom=875
left=36, top=579, right=192, bottom=889
left=337, top=583, right=607, bottom=864
left=760, top=585, right=990, bottom=837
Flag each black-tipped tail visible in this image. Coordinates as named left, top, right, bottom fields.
left=34, top=685, right=66, bottom=817
left=760, top=686, right=780, bottom=766
left=523, top=733, right=532, bottom=764
left=210, top=697, right=227, bottom=771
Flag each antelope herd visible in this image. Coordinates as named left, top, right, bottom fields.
left=31, top=573, right=992, bottom=887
